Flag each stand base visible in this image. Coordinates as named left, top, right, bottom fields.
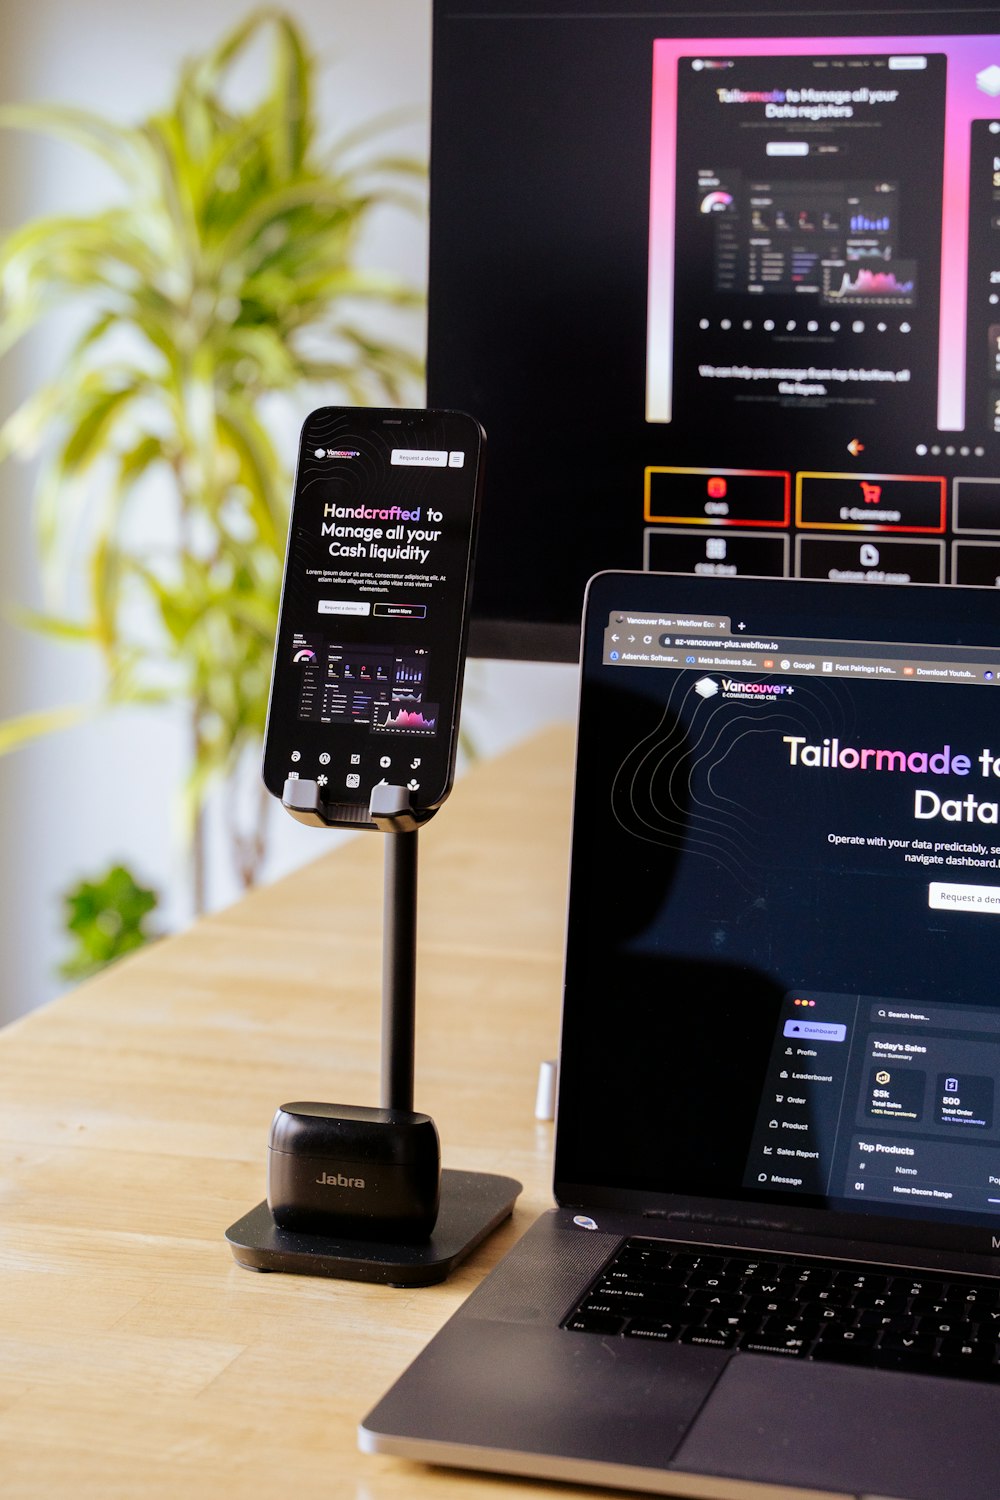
left=225, top=1169, right=521, bottom=1286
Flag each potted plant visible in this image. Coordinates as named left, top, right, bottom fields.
left=0, top=8, right=424, bottom=915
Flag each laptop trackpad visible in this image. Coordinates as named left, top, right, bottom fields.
left=363, top=1322, right=728, bottom=1467
left=673, top=1354, right=1000, bottom=1500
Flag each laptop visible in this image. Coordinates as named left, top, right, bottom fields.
left=361, top=571, right=1000, bottom=1499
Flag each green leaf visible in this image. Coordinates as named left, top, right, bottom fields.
left=216, top=399, right=287, bottom=546
left=119, top=434, right=166, bottom=488
left=59, top=862, right=159, bottom=981
left=265, top=14, right=313, bottom=177
left=0, top=382, right=66, bottom=461
left=0, top=702, right=93, bottom=754
left=59, top=384, right=137, bottom=475
left=0, top=103, right=155, bottom=186
left=4, top=607, right=97, bottom=644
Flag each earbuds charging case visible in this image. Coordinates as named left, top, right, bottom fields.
left=266, top=1101, right=441, bottom=1241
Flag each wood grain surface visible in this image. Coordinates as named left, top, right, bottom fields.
left=0, top=726, right=598, bottom=1500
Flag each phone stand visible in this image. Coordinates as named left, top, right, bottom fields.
left=226, top=779, right=521, bottom=1286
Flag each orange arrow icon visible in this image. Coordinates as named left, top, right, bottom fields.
left=847, top=438, right=865, bottom=456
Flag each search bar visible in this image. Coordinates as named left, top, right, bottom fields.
left=869, top=999, right=1000, bottom=1034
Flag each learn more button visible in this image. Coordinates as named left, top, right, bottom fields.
left=783, top=1019, right=847, bottom=1042
left=930, top=882, right=1000, bottom=914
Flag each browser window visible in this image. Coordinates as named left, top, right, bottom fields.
left=557, top=573, right=1000, bottom=1249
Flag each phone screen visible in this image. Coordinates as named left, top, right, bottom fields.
left=262, top=407, right=484, bottom=818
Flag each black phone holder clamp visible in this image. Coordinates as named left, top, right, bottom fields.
left=225, top=782, right=521, bottom=1287
left=281, top=776, right=436, bottom=833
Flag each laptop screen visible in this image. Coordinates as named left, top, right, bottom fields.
left=555, top=572, right=1000, bottom=1255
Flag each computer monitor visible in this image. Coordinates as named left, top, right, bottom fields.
left=428, top=0, right=1000, bottom=660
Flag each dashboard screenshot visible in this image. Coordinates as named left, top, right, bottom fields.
left=429, top=4, right=1000, bottom=653
left=646, top=32, right=1000, bottom=588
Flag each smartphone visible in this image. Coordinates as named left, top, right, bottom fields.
left=262, top=407, right=485, bottom=825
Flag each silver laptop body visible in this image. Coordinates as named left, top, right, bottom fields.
left=361, top=573, right=1000, bottom=1499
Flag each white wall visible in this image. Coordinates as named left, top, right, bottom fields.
left=0, top=0, right=578, bottom=1024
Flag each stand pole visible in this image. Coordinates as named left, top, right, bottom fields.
left=226, top=783, right=522, bottom=1283
left=381, top=828, right=418, bottom=1113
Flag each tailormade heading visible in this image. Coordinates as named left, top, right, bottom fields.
left=782, top=738, right=998, bottom=776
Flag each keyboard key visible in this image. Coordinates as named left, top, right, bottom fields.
left=565, top=1312, right=625, bottom=1335
left=833, top=1271, right=887, bottom=1293
left=792, top=1268, right=833, bottom=1291
left=739, top=1335, right=809, bottom=1357
left=639, top=1266, right=691, bottom=1287
left=761, top=1315, right=819, bottom=1341
left=743, top=1270, right=797, bottom=1291
left=813, top=1328, right=878, bottom=1351
left=877, top=1333, right=937, bottom=1355
left=898, top=1279, right=945, bottom=1301
left=804, top=1305, right=843, bottom=1325
left=596, top=1281, right=650, bottom=1301
left=681, top=1328, right=739, bottom=1349
left=579, top=1298, right=620, bottom=1317
left=856, top=1313, right=913, bottom=1334
left=687, top=1269, right=744, bottom=1290
left=853, top=1291, right=909, bottom=1311
left=744, top=1296, right=789, bottom=1316
left=625, top=1320, right=680, bottom=1341
left=956, top=1289, right=1000, bottom=1312
left=703, top=1310, right=761, bottom=1335
left=804, top=1286, right=854, bottom=1307
left=937, top=1338, right=997, bottom=1362
left=917, top=1317, right=968, bottom=1338
left=687, top=1289, right=743, bottom=1312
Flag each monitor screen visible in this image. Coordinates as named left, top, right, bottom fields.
left=428, top=1, right=1000, bottom=660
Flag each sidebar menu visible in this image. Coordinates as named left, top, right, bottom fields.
left=744, top=991, right=860, bottom=1195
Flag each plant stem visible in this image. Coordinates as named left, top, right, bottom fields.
left=225, top=766, right=271, bottom=893
left=191, top=707, right=207, bottom=917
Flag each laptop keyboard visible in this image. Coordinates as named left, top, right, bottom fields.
left=563, top=1237, right=1000, bottom=1381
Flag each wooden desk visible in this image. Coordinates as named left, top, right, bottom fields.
left=0, top=727, right=582, bottom=1499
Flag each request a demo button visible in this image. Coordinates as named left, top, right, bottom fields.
left=318, top=599, right=371, bottom=615
left=391, top=448, right=447, bottom=467
left=929, top=882, right=1000, bottom=913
